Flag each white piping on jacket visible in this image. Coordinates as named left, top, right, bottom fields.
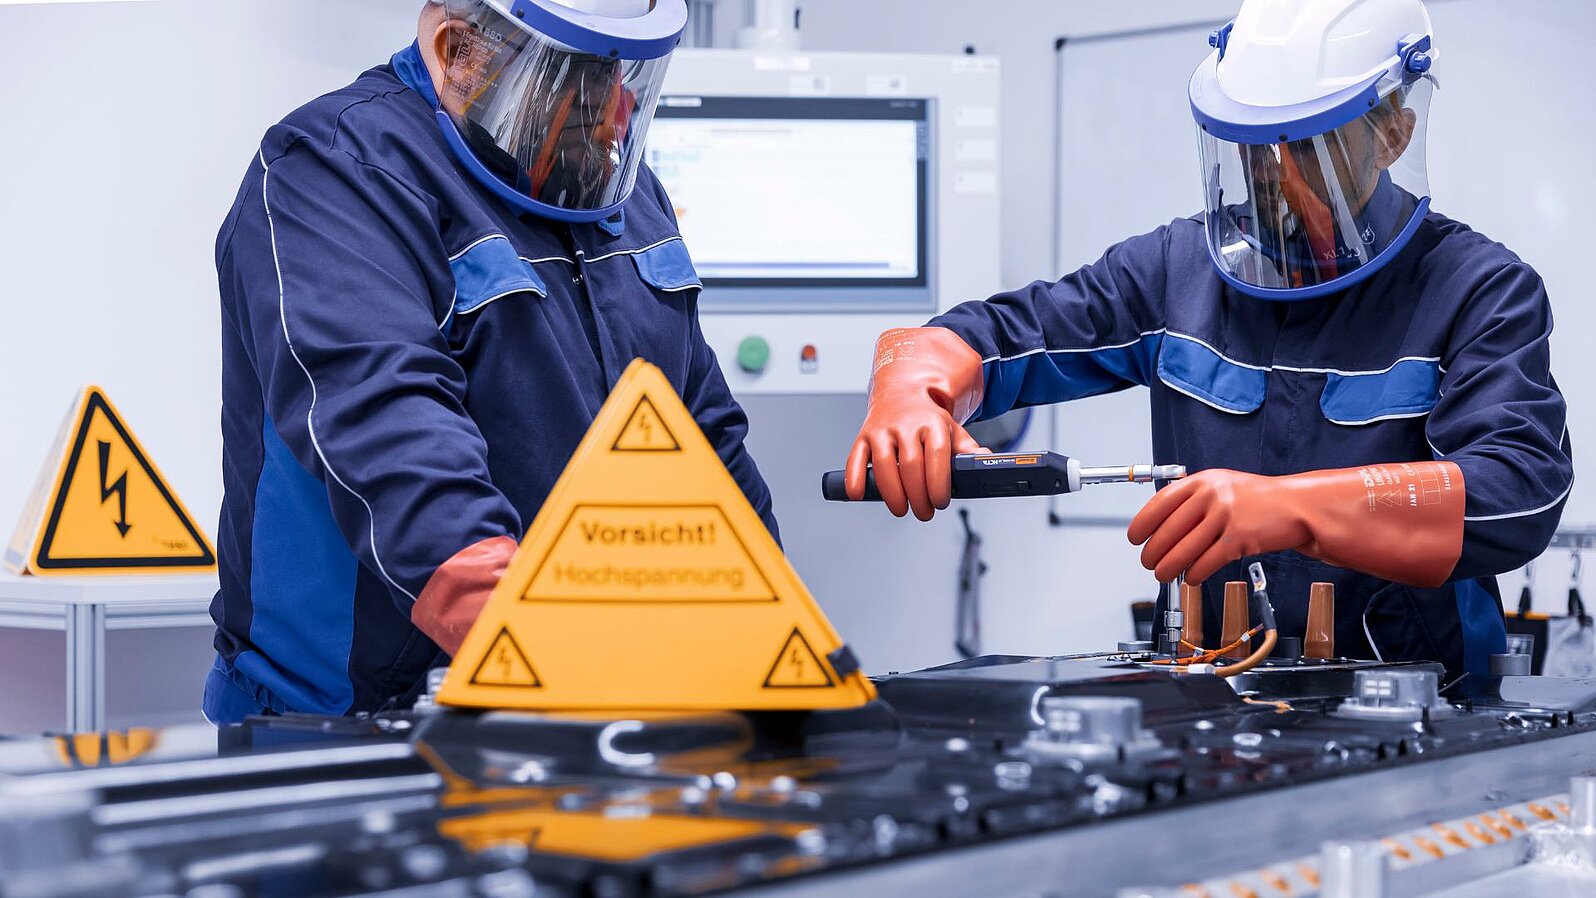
left=260, top=150, right=418, bottom=604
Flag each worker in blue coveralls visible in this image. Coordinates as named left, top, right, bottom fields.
left=204, top=0, right=776, bottom=721
left=846, top=0, right=1573, bottom=678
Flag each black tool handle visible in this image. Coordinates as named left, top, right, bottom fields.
left=822, top=452, right=1073, bottom=502
left=822, top=470, right=879, bottom=502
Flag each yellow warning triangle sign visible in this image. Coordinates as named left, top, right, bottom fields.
left=5, top=387, right=217, bottom=576
left=438, top=359, right=875, bottom=711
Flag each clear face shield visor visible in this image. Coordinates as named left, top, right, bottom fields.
left=1198, top=78, right=1435, bottom=297
left=436, top=0, right=679, bottom=220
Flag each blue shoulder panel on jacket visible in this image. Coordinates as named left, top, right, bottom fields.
left=449, top=235, right=550, bottom=322
left=631, top=239, right=702, bottom=292
left=238, top=415, right=359, bottom=716
left=975, top=333, right=1163, bottom=423
left=1319, top=359, right=1441, bottom=425
left=1156, top=334, right=1266, bottom=415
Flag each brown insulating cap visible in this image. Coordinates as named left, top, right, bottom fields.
left=1181, top=582, right=1204, bottom=650
left=1222, top=581, right=1251, bottom=661
left=1306, top=582, right=1336, bottom=660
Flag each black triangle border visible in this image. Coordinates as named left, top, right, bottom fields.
left=469, top=626, right=543, bottom=688
left=611, top=396, right=682, bottom=453
left=762, top=627, right=836, bottom=689
left=35, top=391, right=217, bottom=570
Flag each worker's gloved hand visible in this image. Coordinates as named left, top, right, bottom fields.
left=1128, top=463, right=1465, bottom=587
left=845, top=327, right=989, bottom=521
left=412, top=536, right=518, bottom=656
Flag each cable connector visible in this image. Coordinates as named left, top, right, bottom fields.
left=1247, top=562, right=1278, bottom=633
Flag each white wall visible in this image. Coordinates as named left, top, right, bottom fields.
left=0, top=0, right=427, bottom=732
left=0, top=0, right=423, bottom=557
left=800, top=0, right=1242, bottom=288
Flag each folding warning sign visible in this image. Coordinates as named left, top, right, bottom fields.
left=5, top=386, right=217, bottom=576
left=438, top=359, right=875, bottom=711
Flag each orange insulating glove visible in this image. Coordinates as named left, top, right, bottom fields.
left=412, top=536, right=518, bottom=656
left=844, top=327, right=988, bottom=521
left=1128, top=462, right=1465, bottom=588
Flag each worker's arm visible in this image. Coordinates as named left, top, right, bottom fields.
left=930, top=223, right=1174, bottom=421
left=224, top=136, right=521, bottom=655
left=1129, top=463, right=1465, bottom=587
left=846, top=224, right=1174, bottom=519
left=641, top=169, right=780, bottom=541
left=683, top=310, right=781, bottom=542
left=1129, top=262, right=1572, bottom=589
left=1427, top=262, right=1573, bottom=579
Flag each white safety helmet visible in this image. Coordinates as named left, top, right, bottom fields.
left=427, top=0, right=687, bottom=222
left=1189, top=0, right=1439, bottom=300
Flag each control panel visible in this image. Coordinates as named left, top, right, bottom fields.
left=655, top=50, right=1002, bottom=394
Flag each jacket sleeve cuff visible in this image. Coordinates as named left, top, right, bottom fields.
left=411, top=536, right=519, bottom=656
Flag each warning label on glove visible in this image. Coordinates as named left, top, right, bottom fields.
left=526, top=504, right=775, bottom=602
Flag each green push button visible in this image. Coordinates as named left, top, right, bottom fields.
left=737, top=336, right=771, bottom=374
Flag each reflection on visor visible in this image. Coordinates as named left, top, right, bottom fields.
left=1200, top=80, right=1434, bottom=297
left=438, top=2, right=673, bottom=217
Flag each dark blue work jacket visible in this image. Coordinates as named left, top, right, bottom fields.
left=206, top=44, right=776, bottom=722
left=932, top=212, right=1573, bottom=677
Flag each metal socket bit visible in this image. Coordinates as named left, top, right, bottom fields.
left=1078, top=464, right=1188, bottom=485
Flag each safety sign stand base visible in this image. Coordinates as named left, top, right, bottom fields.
left=437, top=359, right=875, bottom=712
left=5, top=386, right=217, bottom=576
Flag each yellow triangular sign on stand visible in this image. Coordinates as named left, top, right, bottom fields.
left=438, top=359, right=875, bottom=711
left=5, top=386, right=217, bottom=576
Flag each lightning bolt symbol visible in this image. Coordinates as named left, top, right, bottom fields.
left=97, top=441, right=131, bottom=538
left=497, top=645, right=512, bottom=680
left=640, top=411, right=653, bottom=445
left=789, top=647, right=804, bottom=679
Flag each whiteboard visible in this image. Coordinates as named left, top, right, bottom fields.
left=1050, top=0, right=1596, bottom=544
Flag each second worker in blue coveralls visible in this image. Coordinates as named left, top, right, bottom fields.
left=846, top=0, right=1573, bottom=677
left=204, top=0, right=776, bottom=721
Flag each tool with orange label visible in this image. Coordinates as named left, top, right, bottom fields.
left=821, top=451, right=1185, bottom=502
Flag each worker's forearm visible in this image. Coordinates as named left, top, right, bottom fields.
left=1294, top=462, right=1466, bottom=588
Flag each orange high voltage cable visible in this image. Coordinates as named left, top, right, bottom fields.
left=1152, top=625, right=1263, bottom=667
left=1158, top=564, right=1279, bottom=678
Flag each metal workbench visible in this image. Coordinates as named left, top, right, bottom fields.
left=0, top=573, right=216, bottom=732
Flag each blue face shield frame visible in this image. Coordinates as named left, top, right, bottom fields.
left=431, top=0, right=686, bottom=222
left=1188, top=32, right=1437, bottom=301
